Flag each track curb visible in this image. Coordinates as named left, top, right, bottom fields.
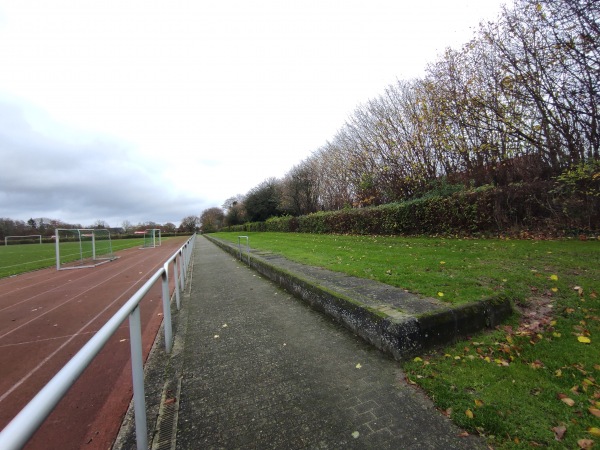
left=205, top=234, right=513, bottom=360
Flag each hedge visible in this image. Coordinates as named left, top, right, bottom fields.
left=219, top=181, right=598, bottom=236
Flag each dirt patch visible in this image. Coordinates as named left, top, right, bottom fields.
left=514, top=295, right=555, bottom=335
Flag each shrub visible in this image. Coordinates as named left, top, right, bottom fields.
left=219, top=180, right=598, bottom=236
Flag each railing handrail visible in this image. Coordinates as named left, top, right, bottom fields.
left=0, top=234, right=196, bottom=450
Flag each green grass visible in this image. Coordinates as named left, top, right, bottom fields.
left=213, top=232, right=600, bottom=448
left=213, top=232, right=599, bottom=305
left=0, top=238, right=146, bottom=278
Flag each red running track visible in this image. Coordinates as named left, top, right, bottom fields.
left=0, top=236, right=190, bottom=449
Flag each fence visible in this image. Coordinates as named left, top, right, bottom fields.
left=0, top=234, right=196, bottom=450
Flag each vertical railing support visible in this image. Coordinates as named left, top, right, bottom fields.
left=180, top=247, right=188, bottom=289
left=55, top=229, right=60, bottom=270
left=128, top=305, right=148, bottom=450
left=161, top=267, right=173, bottom=353
left=182, top=244, right=188, bottom=286
left=174, top=254, right=181, bottom=310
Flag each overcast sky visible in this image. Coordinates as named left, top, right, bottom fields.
left=0, top=0, right=506, bottom=227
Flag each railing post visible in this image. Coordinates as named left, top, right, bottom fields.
left=128, top=305, right=148, bottom=450
left=182, top=244, right=188, bottom=285
left=173, top=253, right=181, bottom=310
left=161, top=267, right=173, bottom=353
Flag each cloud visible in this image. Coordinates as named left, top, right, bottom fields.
left=0, top=98, right=206, bottom=226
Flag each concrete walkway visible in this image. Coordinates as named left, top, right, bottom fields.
left=168, top=236, right=484, bottom=449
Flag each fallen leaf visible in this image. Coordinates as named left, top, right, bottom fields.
left=589, top=427, right=600, bottom=437
left=578, top=438, right=594, bottom=449
left=457, top=431, right=469, bottom=437
left=552, top=425, right=566, bottom=441
left=578, top=336, right=591, bottom=344
left=413, top=357, right=423, bottom=362
left=351, top=431, right=360, bottom=439
left=574, top=286, right=584, bottom=296
left=531, top=360, right=544, bottom=369
left=588, top=407, right=600, bottom=418
left=355, top=363, right=362, bottom=369
left=465, top=409, right=474, bottom=419
left=561, top=397, right=575, bottom=407
left=222, top=324, right=228, bottom=328
left=437, top=292, right=444, bottom=297
left=550, top=274, right=559, bottom=281
left=214, top=335, right=219, bottom=339
left=475, top=399, right=484, bottom=408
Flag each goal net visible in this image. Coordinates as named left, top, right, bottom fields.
left=55, top=229, right=117, bottom=270
left=142, top=229, right=161, bottom=248
left=4, top=235, right=42, bottom=245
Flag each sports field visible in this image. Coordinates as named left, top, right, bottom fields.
left=0, top=238, right=152, bottom=278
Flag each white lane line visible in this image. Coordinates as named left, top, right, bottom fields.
left=0, top=251, right=159, bottom=330
left=0, top=331, right=97, bottom=348
left=0, top=270, right=150, bottom=405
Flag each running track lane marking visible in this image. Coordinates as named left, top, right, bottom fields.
left=0, top=245, right=156, bottom=300
left=0, top=251, right=162, bottom=335
left=0, top=268, right=156, bottom=405
left=0, top=331, right=97, bottom=348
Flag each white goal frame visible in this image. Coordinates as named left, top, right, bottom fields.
left=142, top=229, right=162, bottom=248
left=55, top=228, right=117, bottom=270
left=4, top=235, right=42, bottom=245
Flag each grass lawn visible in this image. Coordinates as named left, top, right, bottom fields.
left=0, top=238, right=146, bottom=278
left=213, top=231, right=600, bottom=448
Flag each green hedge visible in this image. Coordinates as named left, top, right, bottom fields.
left=219, top=181, right=598, bottom=236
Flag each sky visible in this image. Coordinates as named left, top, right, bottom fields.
left=0, top=0, right=507, bottom=228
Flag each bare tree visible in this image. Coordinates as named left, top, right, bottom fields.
left=180, top=215, right=200, bottom=233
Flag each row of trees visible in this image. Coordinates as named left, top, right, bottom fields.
left=0, top=216, right=200, bottom=241
left=200, top=0, right=598, bottom=231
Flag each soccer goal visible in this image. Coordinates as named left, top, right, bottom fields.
left=55, top=228, right=117, bottom=270
left=4, top=235, right=42, bottom=245
left=142, top=229, right=161, bottom=248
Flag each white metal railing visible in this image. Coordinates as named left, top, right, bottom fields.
left=0, top=234, right=196, bottom=450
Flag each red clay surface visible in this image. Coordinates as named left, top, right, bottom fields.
left=0, top=236, right=191, bottom=449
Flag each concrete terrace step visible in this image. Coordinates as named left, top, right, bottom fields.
left=205, top=234, right=513, bottom=361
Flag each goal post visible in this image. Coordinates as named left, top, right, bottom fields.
left=4, top=235, right=42, bottom=245
left=55, top=228, right=117, bottom=270
left=142, top=229, right=161, bottom=248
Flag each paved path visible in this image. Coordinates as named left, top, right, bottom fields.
left=172, top=236, right=484, bottom=449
